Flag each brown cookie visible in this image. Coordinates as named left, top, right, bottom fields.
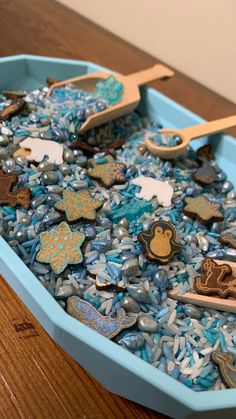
left=3, top=91, right=26, bottom=100
left=0, top=99, right=25, bottom=120
left=193, top=162, right=217, bottom=185
left=219, top=232, right=236, bottom=249
left=197, top=144, right=215, bottom=163
left=183, top=196, right=224, bottom=225
left=95, top=277, right=125, bottom=292
left=194, top=258, right=236, bottom=298
left=0, top=171, right=30, bottom=209
left=138, top=221, right=182, bottom=264
left=89, top=155, right=126, bottom=187
left=211, top=351, right=236, bottom=388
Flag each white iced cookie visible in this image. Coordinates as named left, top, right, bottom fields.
left=17, top=137, right=63, bottom=165
left=132, top=175, right=173, bottom=207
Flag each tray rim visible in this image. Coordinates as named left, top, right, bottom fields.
left=0, top=54, right=236, bottom=414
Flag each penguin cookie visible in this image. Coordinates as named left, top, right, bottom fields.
left=138, top=221, right=182, bottom=264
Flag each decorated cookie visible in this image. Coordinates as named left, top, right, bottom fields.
left=37, top=222, right=85, bottom=274
left=89, top=155, right=126, bottom=187
left=220, top=231, right=236, bottom=249
left=0, top=171, right=30, bottom=208
left=3, top=91, right=26, bottom=100
left=0, top=99, right=25, bottom=120
left=109, top=199, right=153, bottom=223
left=194, top=258, right=236, bottom=298
left=17, top=137, right=63, bottom=165
left=193, top=163, right=217, bottom=185
left=211, top=351, right=236, bottom=388
left=132, top=175, right=173, bottom=207
left=138, top=221, right=182, bottom=264
left=55, top=189, right=102, bottom=222
left=197, top=144, right=215, bottom=163
left=67, top=296, right=136, bottom=339
left=183, top=196, right=224, bottom=225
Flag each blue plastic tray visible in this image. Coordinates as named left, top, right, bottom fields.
left=0, top=55, right=236, bottom=419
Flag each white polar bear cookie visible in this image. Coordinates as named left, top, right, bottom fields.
left=132, top=175, right=173, bottom=207
left=18, top=137, right=63, bottom=165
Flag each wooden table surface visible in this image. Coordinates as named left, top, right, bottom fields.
left=0, top=1, right=236, bottom=418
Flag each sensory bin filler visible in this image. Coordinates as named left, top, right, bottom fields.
left=1, top=55, right=236, bottom=418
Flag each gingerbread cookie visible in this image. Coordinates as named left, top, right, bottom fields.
left=211, top=351, right=236, bottom=388
left=18, top=137, right=63, bottom=165
left=37, top=222, right=85, bottom=274
left=132, top=175, right=173, bottom=206
left=194, top=258, right=236, bottom=298
left=138, top=221, right=182, bottom=264
left=0, top=171, right=30, bottom=209
left=193, top=163, right=217, bottom=185
left=183, top=196, right=224, bottom=225
left=55, top=189, right=102, bottom=222
left=67, top=296, right=136, bottom=339
left=0, top=99, right=25, bottom=120
left=220, top=232, right=236, bottom=249
left=197, top=144, right=215, bottom=163
left=89, top=155, right=126, bottom=187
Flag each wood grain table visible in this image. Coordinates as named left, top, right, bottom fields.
left=0, top=1, right=235, bottom=418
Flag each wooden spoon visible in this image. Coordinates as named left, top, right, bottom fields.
left=168, top=260, right=236, bottom=313
left=47, top=64, right=174, bottom=134
left=145, top=115, right=236, bottom=159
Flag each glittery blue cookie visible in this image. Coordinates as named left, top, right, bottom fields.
left=109, top=199, right=153, bottom=223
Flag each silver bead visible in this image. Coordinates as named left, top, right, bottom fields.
left=101, top=201, right=111, bottom=213
left=15, top=230, right=27, bottom=243
left=127, top=284, right=150, bottom=303
left=142, top=218, right=153, bottom=231
left=5, top=158, right=15, bottom=167
left=113, top=227, right=129, bottom=240
left=222, top=181, right=233, bottom=194
left=0, top=148, right=8, bottom=158
left=0, top=135, right=9, bottom=146
left=21, top=215, right=32, bottom=226
left=118, top=332, right=145, bottom=349
left=183, top=304, right=202, bottom=319
left=55, top=284, right=77, bottom=299
left=117, top=218, right=128, bottom=229
left=137, top=315, right=158, bottom=333
left=84, top=225, right=96, bottom=239
left=71, top=180, right=88, bottom=190
left=224, top=248, right=236, bottom=262
left=46, top=185, right=63, bottom=194
left=41, top=171, right=58, bottom=185
left=31, top=195, right=46, bottom=209
left=121, top=259, right=140, bottom=276
left=120, top=296, right=140, bottom=313
left=196, top=233, right=209, bottom=252
left=14, top=156, right=28, bottom=166
left=38, top=161, right=55, bottom=172
left=63, top=148, right=75, bottom=163
left=59, top=163, right=72, bottom=176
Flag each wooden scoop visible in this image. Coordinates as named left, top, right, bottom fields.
left=145, top=115, right=236, bottom=159
left=47, top=64, right=174, bottom=134
left=168, top=260, right=236, bottom=313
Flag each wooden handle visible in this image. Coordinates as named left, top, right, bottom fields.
left=126, top=64, right=174, bottom=86
left=168, top=290, right=236, bottom=313
left=179, top=115, right=236, bottom=141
